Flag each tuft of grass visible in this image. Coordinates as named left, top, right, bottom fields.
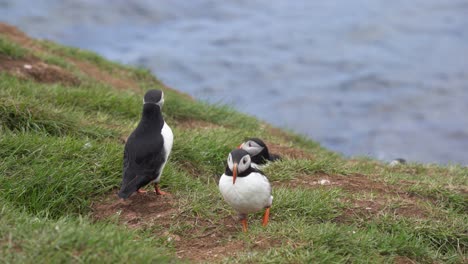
left=0, top=133, right=122, bottom=217
left=272, top=187, right=343, bottom=221
left=38, top=40, right=126, bottom=73
left=0, top=36, right=28, bottom=59
left=38, top=52, right=74, bottom=69
left=0, top=203, right=174, bottom=263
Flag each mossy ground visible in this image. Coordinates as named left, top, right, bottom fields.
left=1, top=23, right=467, bottom=263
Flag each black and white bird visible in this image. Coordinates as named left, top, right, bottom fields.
left=118, top=89, right=173, bottom=199
left=219, top=149, right=273, bottom=232
left=239, top=138, right=281, bottom=169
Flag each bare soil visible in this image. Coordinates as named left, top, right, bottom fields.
left=92, top=191, right=251, bottom=262
left=174, top=119, right=223, bottom=130
left=0, top=55, right=80, bottom=86
left=268, top=142, right=314, bottom=160
left=71, top=59, right=141, bottom=92
left=0, top=23, right=40, bottom=51
left=274, top=172, right=429, bottom=221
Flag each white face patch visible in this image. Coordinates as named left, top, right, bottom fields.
left=241, top=140, right=263, bottom=156
left=227, top=153, right=251, bottom=173
left=237, top=154, right=251, bottom=173
left=157, top=91, right=165, bottom=108
left=227, top=153, right=234, bottom=171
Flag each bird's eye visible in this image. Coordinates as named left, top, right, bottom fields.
left=243, top=159, right=246, bottom=164
left=248, top=142, right=252, bottom=147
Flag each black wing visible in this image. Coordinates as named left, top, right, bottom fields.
left=118, top=131, right=165, bottom=198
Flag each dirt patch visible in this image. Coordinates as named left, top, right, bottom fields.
left=174, top=119, right=222, bottom=130
left=275, top=173, right=429, bottom=221
left=70, top=59, right=141, bottom=92
left=394, top=256, right=418, bottom=264
left=0, top=23, right=36, bottom=49
left=1, top=23, right=142, bottom=91
left=92, top=191, right=258, bottom=262
left=264, top=124, right=296, bottom=142
left=0, top=55, right=80, bottom=86
left=268, top=142, right=314, bottom=160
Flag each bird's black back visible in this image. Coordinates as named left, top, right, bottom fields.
left=119, top=104, right=166, bottom=198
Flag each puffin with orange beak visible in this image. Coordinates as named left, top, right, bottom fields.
left=219, top=149, right=273, bottom=232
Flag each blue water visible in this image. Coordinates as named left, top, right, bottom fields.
left=1, top=0, right=468, bottom=164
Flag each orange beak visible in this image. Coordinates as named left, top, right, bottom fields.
left=233, top=163, right=238, bottom=184
left=238, top=143, right=243, bottom=149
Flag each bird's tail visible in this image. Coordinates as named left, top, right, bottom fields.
left=118, top=174, right=150, bottom=199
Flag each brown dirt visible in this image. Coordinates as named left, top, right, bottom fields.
left=263, top=124, right=296, bottom=142
left=174, top=119, right=222, bottom=130
left=92, top=191, right=253, bottom=262
left=268, top=142, right=314, bottom=160
left=0, top=23, right=38, bottom=50
left=0, top=55, right=80, bottom=86
left=274, top=173, right=429, bottom=221
left=394, top=256, right=418, bottom=264
left=70, top=59, right=141, bottom=92
left=0, top=23, right=143, bottom=91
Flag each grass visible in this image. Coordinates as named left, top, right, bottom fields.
left=0, top=203, right=172, bottom=263
left=0, top=36, right=28, bottom=59
left=0, top=25, right=467, bottom=263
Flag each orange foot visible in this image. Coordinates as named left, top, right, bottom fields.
left=241, top=218, right=248, bottom=233
left=137, top=189, right=147, bottom=194
left=154, top=184, right=169, bottom=195
left=262, top=207, right=270, bottom=227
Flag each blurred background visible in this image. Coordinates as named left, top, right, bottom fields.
left=1, top=0, right=467, bottom=164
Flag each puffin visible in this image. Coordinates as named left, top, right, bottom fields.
left=239, top=138, right=281, bottom=169
left=219, top=149, right=273, bottom=232
left=118, top=89, right=173, bottom=199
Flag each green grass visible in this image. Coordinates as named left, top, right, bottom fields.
left=0, top=36, right=28, bottom=58
left=0, top=29, right=466, bottom=263
left=0, top=203, right=172, bottom=263
left=38, top=40, right=123, bottom=73
left=0, top=133, right=122, bottom=217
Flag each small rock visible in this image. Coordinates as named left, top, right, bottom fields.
left=365, top=207, right=372, bottom=210
left=319, top=179, right=331, bottom=185
left=83, top=142, right=92, bottom=149
left=389, top=158, right=406, bottom=167
left=23, top=64, right=32, bottom=70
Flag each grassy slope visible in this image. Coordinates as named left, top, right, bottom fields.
left=0, top=24, right=467, bottom=263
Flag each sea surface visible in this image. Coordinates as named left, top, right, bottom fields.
left=1, top=0, right=468, bottom=164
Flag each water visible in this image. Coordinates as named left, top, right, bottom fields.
left=1, top=0, right=468, bottom=164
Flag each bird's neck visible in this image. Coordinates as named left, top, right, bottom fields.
left=140, top=104, right=164, bottom=129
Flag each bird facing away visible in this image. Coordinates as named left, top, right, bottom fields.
left=219, top=149, right=273, bottom=232
left=118, top=89, right=173, bottom=199
left=239, top=138, right=281, bottom=169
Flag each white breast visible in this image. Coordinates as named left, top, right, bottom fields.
left=153, top=121, right=173, bottom=183
left=219, top=172, right=273, bottom=214
left=161, top=121, right=173, bottom=161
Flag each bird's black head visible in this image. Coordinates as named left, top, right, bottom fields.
left=144, top=89, right=164, bottom=108
left=226, top=149, right=251, bottom=184
left=239, top=138, right=269, bottom=164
